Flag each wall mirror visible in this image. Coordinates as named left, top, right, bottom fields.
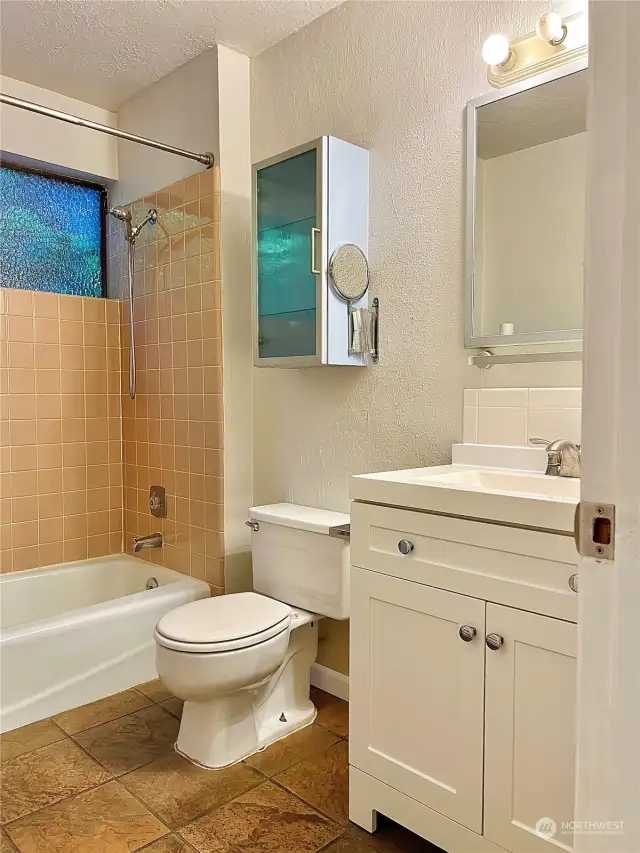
left=465, top=60, right=587, bottom=348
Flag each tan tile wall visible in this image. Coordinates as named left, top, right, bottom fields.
left=107, top=169, right=224, bottom=594
left=0, top=289, right=123, bottom=573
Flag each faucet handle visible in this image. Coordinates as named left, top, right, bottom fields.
left=529, top=437, right=553, bottom=449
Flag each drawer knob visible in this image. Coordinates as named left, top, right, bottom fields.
left=459, top=625, right=477, bottom=642
left=397, top=539, right=414, bottom=556
left=568, top=573, right=579, bottom=593
left=486, top=633, right=504, bottom=651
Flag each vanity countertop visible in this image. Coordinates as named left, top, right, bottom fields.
left=350, top=464, right=579, bottom=534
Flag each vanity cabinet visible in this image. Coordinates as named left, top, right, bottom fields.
left=349, top=500, right=578, bottom=853
left=253, top=136, right=369, bottom=367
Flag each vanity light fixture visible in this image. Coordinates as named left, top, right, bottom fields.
left=536, top=12, right=568, bottom=46
left=481, top=34, right=516, bottom=69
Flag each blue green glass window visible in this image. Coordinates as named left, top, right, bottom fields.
left=0, top=165, right=104, bottom=297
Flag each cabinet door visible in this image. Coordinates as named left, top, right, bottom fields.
left=350, top=567, right=486, bottom=832
left=484, top=604, right=577, bottom=852
left=256, top=147, right=319, bottom=360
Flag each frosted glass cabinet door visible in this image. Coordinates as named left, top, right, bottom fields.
left=256, top=148, right=318, bottom=359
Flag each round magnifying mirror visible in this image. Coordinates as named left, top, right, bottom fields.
left=329, top=244, right=370, bottom=302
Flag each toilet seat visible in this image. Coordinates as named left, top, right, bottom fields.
left=154, top=592, right=292, bottom=654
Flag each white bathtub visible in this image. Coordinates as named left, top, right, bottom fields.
left=0, top=555, right=209, bottom=733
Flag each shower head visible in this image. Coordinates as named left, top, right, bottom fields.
left=108, top=206, right=132, bottom=222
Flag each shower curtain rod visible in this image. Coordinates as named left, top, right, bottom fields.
left=0, top=93, right=215, bottom=168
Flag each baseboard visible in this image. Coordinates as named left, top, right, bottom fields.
left=310, top=663, right=349, bottom=702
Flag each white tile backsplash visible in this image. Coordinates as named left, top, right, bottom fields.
left=477, top=406, right=528, bottom=447
left=463, top=386, right=581, bottom=448
left=528, top=408, right=582, bottom=445
left=478, top=387, right=528, bottom=408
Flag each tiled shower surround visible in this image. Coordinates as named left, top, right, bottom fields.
left=107, top=169, right=224, bottom=592
left=1, top=168, right=223, bottom=591
left=0, top=289, right=123, bottom=572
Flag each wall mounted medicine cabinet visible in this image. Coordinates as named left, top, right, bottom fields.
left=253, top=136, right=370, bottom=367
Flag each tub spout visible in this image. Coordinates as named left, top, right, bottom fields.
left=133, top=533, right=163, bottom=553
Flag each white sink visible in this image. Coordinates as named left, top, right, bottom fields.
left=414, top=468, right=580, bottom=500
left=351, top=464, right=580, bottom=533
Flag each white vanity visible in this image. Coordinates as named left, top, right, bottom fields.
left=348, top=456, right=579, bottom=853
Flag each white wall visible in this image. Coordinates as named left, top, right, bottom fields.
left=111, top=48, right=219, bottom=207
left=478, top=132, right=586, bottom=337
left=0, top=75, right=118, bottom=181
left=251, top=0, right=580, bottom=516
left=217, top=47, right=254, bottom=594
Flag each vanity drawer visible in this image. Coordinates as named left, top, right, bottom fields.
left=351, top=502, right=578, bottom=622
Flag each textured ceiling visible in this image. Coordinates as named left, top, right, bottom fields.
left=0, top=0, right=343, bottom=110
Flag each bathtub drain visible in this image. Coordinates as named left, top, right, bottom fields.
left=146, top=577, right=159, bottom=590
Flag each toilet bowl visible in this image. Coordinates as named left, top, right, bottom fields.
left=154, top=503, right=350, bottom=769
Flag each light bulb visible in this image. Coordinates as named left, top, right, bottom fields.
left=481, top=34, right=512, bottom=67
left=536, top=12, right=567, bottom=44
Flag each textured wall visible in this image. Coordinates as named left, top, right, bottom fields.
left=251, top=0, right=581, bottom=673
left=1, top=289, right=122, bottom=572
left=251, top=0, right=578, bottom=513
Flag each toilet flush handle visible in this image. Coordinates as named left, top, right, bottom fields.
left=245, top=520, right=260, bottom=532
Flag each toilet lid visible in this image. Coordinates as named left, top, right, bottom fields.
left=155, top=592, right=292, bottom=653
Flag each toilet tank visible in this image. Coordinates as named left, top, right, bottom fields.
left=248, top=504, right=350, bottom=620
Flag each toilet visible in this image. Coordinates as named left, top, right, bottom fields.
left=154, top=503, right=350, bottom=769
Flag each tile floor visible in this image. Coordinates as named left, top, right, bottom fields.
left=0, top=683, right=439, bottom=852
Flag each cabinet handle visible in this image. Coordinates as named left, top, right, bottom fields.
left=397, top=539, right=414, bottom=556
left=459, top=625, right=477, bottom=642
left=568, top=573, right=579, bottom=593
left=310, top=227, right=321, bottom=275
left=486, top=633, right=504, bottom=651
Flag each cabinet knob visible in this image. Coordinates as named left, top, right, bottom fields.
left=459, top=625, right=477, bottom=642
left=397, top=539, right=414, bottom=556
left=568, top=573, right=579, bottom=593
left=486, top=633, right=504, bottom=651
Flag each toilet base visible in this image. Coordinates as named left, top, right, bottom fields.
left=176, top=616, right=320, bottom=769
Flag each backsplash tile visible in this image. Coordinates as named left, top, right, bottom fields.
left=463, top=386, right=582, bottom=448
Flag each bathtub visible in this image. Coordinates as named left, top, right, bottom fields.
left=0, top=555, right=209, bottom=733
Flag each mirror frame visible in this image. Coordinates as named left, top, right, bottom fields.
left=464, top=57, right=588, bottom=349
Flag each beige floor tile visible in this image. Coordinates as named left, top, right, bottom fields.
left=0, top=739, right=111, bottom=824
left=275, top=739, right=349, bottom=826
left=245, top=724, right=340, bottom=777
left=180, top=780, right=343, bottom=853
left=73, top=705, right=180, bottom=776
left=53, top=689, right=153, bottom=735
left=160, top=698, right=184, bottom=719
left=5, top=780, right=168, bottom=853
left=0, top=719, right=66, bottom=763
left=139, top=835, right=198, bottom=853
left=121, top=752, right=263, bottom=829
left=0, top=830, right=18, bottom=852
left=311, top=688, right=349, bottom=739
left=136, top=679, right=174, bottom=703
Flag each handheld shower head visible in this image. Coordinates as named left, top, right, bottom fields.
left=109, top=206, right=133, bottom=242
left=108, top=206, right=132, bottom=222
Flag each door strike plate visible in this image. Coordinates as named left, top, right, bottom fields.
left=574, top=501, right=615, bottom=560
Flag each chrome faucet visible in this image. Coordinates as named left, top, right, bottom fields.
left=529, top=438, right=581, bottom=478
left=133, top=533, right=163, bottom=552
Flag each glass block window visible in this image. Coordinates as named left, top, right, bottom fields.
left=0, top=165, right=104, bottom=297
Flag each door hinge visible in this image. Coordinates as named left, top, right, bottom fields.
left=574, top=501, right=615, bottom=560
